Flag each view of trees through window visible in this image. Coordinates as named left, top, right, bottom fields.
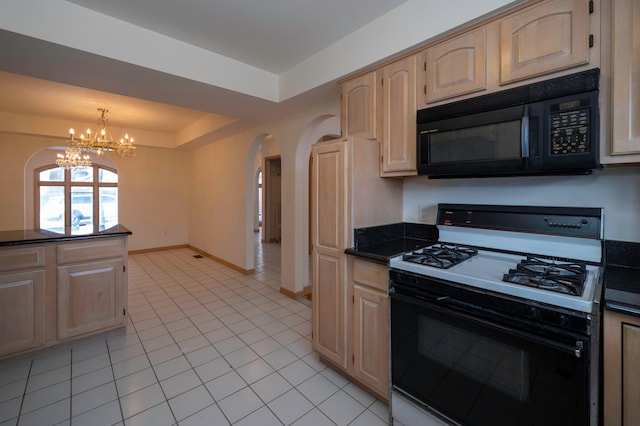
left=37, top=165, right=118, bottom=234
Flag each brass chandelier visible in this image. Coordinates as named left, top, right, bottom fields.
left=56, top=108, right=136, bottom=169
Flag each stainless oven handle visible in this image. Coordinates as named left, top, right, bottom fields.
left=521, top=105, right=530, bottom=158
left=390, top=286, right=586, bottom=358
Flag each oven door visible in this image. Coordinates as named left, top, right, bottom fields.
left=390, top=283, right=590, bottom=426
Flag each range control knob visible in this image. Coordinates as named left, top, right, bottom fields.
left=529, top=306, right=540, bottom=319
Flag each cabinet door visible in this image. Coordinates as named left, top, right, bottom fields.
left=311, top=139, right=349, bottom=369
left=604, top=310, right=640, bottom=425
left=425, top=27, right=487, bottom=104
left=353, top=283, right=389, bottom=398
left=499, top=0, right=590, bottom=85
left=57, top=258, right=125, bottom=340
left=341, top=72, right=378, bottom=140
left=622, top=322, right=640, bottom=425
left=0, top=270, right=45, bottom=357
left=380, top=55, right=417, bottom=176
left=610, top=0, right=640, bottom=155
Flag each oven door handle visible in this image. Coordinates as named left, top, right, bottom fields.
left=390, top=286, right=586, bottom=358
left=389, top=286, right=449, bottom=302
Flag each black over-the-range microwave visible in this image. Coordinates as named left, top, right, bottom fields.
left=416, top=68, right=600, bottom=178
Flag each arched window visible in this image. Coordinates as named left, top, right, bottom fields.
left=36, top=165, right=118, bottom=234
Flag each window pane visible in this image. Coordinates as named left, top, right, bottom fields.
left=98, top=168, right=118, bottom=183
left=99, top=187, right=118, bottom=230
left=40, top=186, right=64, bottom=233
left=71, top=167, right=93, bottom=182
left=39, top=168, right=64, bottom=182
left=70, top=186, right=93, bottom=234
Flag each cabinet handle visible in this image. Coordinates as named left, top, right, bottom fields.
left=521, top=105, right=530, bottom=159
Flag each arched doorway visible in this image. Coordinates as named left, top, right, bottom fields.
left=245, top=133, right=280, bottom=278
left=281, top=115, right=340, bottom=297
left=244, top=117, right=339, bottom=297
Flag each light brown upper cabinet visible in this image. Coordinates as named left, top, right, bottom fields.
left=341, top=71, right=378, bottom=140
left=499, top=0, right=590, bottom=85
left=609, top=0, right=640, bottom=156
left=379, top=55, right=418, bottom=177
left=423, top=27, right=487, bottom=104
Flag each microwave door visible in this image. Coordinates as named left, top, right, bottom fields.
left=418, top=105, right=527, bottom=178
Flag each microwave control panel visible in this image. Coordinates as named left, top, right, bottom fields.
left=550, top=105, right=591, bottom=156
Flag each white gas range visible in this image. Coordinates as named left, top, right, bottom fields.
left=388, top=204, right=604, bottom=426
left=389, top=224, right=603, bottom=314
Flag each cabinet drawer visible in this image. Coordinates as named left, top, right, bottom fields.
left=57, top=238, right=125, bottom=264
left=353, top=259, right=388, bottom=292
left=0, top=246, right=45, bottom=271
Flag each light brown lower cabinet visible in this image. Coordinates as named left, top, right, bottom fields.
left=57, top=258, right=125, bottom=340
left=0, top=269, right=46, bottom=357
left=311, top=136, right=400, bottom=401
left=351, top=258, right=389, bottom=399
left=0, top=235, right=128, bottom=360
left=603, top=309, right=640, bottom=425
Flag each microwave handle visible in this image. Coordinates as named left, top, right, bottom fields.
left=521, top=105, right=530, bottom=158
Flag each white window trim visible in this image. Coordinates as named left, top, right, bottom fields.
left=25, top=146, right=116, bottom=230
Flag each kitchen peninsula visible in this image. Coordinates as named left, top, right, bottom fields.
left=0, top=225, right=131, bottom=360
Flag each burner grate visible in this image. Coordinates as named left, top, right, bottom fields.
left=503, top=256, right=586, bottom=295
left=402, top=243, right=478, bottom=269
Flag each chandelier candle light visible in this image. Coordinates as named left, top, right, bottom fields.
left=56, top=108, right=136, bottom=169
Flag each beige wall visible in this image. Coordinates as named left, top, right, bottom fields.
left=188, top=131, right=252, bottom=269
left=0, top=93, right=339, bottom=294
left=188, top=97, right=340, bottom=291
left=403, top=166, right=640, bottom=243
left=116, top=146, right=189, bottom=251
left=0, top=133, right=189, bottom=251
left=0, top=133, right=54, bottom=229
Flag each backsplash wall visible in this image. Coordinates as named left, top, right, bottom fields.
left=403, top=166, right=640, bottom=243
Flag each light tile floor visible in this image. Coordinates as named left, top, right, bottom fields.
left=0, top=232, right=389, bottom=425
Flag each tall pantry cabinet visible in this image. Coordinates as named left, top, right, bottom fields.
left=311, top=137, right=401, bottom=396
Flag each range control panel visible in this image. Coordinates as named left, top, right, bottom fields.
left=437, top=204, right=603, bottom=240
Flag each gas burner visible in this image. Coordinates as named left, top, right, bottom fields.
left=503, top=256, right=586, bottom=295
left=402, top=243, right=478, bottom=269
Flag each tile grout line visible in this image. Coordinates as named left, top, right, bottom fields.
left=104, top=338, right=126, bottom=426
left=14, top=360, right=33, bottom=425
left=128, top=259, right=189, bottom=426
left=2, top=244, right=389, bottom=426
left=69, top=347, right=73, bottom=423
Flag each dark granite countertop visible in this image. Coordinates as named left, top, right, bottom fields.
left=345, top=222, right=438, bottom=265
left=604, top=240, right=640, bottom=317
left=0, top=225, right=132, bottom=246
